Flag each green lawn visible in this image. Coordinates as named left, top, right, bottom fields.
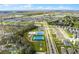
left=65, top=29, right=73, bottom=38
left=32, top=40, right=47, bottom=52
left=0, top=21, right=31, bottom=25
left=0, top=22, right=14, bottom=24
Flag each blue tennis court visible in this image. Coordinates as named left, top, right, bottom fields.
left=36, top=31, right=44, bottom=35
left=33, top=35, right=44, bottom=41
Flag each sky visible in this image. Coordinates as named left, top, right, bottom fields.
left=0, top=4, right=79, bottom=11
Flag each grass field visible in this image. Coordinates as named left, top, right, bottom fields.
left=32, top=40, right=47, bottom=52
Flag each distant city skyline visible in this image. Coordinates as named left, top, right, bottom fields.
left=0, top=4, right=79, bottom=11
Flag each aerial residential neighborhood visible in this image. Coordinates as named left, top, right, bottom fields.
left=0, top=4, right=79, bottom=54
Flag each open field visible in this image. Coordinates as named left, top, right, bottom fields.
left=32, top=41, right=47, bottom=52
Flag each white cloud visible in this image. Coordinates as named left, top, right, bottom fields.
left=1, top=4, right=10, bottom=7
left=30, top=6, right=53, bottom=10
left=34, top=5, right=75, bottom=10
left=52, top=6, right=73, bottom=10
left=0, top=4, right=76, bottom=10
left=3, top=4, right=9, bottom=6
left=23, top=4, right=32, bottom=8
left=12, top=4, right=32, bottom=10
left=26, top=5, right=73, bottom=10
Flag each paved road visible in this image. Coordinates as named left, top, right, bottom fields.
left=42, top=21, right=58, bottom=54
left=35, top=21, right=59, bottom=54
